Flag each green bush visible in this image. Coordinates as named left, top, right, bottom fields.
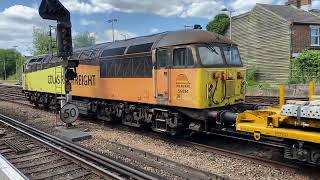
left=290, top=50, right=320, bottom=84
left=247, top=67, right=257, bottom=81
left=246, top=67, right=257, bottom=86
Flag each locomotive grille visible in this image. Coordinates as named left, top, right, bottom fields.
left=226, top=80, right=236, bottom=97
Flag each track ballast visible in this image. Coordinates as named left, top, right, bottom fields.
left=0, top=113, right=160, bottom=180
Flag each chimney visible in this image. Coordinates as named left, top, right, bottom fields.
left=287, top=0, right=311, bottom=8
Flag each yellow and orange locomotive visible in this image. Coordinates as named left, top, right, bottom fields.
left=23, top=30, right=245, bottom=134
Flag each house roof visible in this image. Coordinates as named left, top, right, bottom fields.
left=232, top=11, right=251, bottom=20
left=257, top=4, right=320, bottom=24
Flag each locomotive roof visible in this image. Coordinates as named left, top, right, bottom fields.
left=26, top=30, right=235, bottom=64
left=71, top=29, right=234, bottom=58
left=153, top=30, right=233, bottom=48
left=88, top=29, right=233, bottom=49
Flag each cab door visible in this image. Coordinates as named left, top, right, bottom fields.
left=155, top=48, right=172, bottom=105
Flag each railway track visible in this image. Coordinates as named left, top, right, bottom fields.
left=0, top=84, right=35, bottom=106
left=0, top=113, right=160, bottom=180
left=0, top=84, right=25, bottom=102
left=179, top=134, right=320, bottom=178
left=179, top=136, right=298, bottom=171
left=1, top=84, right=318, bottom=178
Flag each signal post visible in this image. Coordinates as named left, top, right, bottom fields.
left=39, top=0, right=79, bottom=126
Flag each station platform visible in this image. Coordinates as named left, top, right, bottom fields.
left=0, top=154, right=26, bottom=180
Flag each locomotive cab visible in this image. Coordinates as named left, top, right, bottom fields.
left=153, top=42, right=245, bottom=109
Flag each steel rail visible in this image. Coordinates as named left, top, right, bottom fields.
left=0, top=113, right=159, bottom=180
left=0, top=116, right=122, bottom=180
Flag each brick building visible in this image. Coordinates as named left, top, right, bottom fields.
left=231, top=3, right=320, bottom=83
left=287, top=0, right=312, bottom=8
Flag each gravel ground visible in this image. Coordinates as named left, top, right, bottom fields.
left=0, top=100, right=315, bottom=180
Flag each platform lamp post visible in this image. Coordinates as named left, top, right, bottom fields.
left=48, top=25, right=55, bottom=56
left=12, top=45, right=18, bottom=82
left=221, top=8, right=235, bottom=40
left=108, top=18, right=118, bottom=42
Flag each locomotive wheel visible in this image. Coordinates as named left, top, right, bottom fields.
left=170, top=128, right=177, bottom=136
left=34, top=100, right=39, bottom=108
left=33, top=94, right=40, bottom=108
left=170, top=128, right=184, bottom=137
left=97, top=112, right=114, bottom=121
left=42, top=94, right=50, bottom=109
left=122, top=113, right=133, bottom=124
left=97, top=106, right=114, bottom=122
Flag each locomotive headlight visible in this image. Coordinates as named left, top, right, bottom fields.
left=212, top=72, right=220, bottom=79
left=212, top=72, right=216, bottom=79
left=237, top=72, right=244, bottom=79
left=220, top=72, right=226, bottom=80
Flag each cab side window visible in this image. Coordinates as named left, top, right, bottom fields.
left=157, top=49, right=171, bottom=68
left=173, top=48, right=194, bottom=67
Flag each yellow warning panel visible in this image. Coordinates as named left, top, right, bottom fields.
left=24, top=66, right=65, bottom=94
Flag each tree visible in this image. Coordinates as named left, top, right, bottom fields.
left=74, top=32, right=96, bottom=48
left=206, top=14, right=230, bottom=35
left=32, top=28, right=55, bottom=56
left=0, top=49, right=26, bottom=80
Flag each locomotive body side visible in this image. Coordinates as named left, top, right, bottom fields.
left=70, top=65, right=245, bottom=109
left=23, top=65, right=65, bottom=95
left=71, top=64, right=155, bottom=104
left=69, top=47, right=245, bottom=109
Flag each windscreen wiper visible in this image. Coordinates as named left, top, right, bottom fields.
left=207, top=44, right=218, bottom=55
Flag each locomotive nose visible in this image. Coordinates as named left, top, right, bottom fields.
left=206, top=69, right=245, bottom=108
